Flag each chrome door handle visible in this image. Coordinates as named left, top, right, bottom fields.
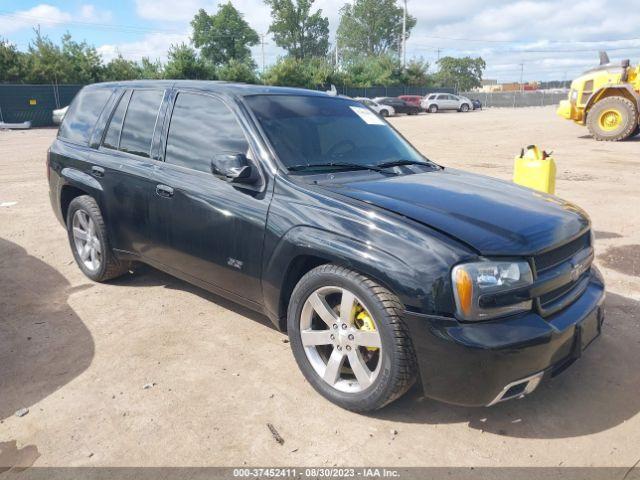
left=91, top=166, right=105, bottom=177
left=155, top=184, right=174, bottom=198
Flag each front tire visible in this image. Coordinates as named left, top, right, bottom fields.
left=287, top=264, right=417, bottom=412
left=428, top=104, right=438, bottom=113
left=380, top=109, right=390, bottom=117
left=66, top=195, right=130, bottom=282
left=586, top=96, right=638, bottom=141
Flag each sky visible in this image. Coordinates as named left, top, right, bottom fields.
left=1, top=0, right=639, bottom=82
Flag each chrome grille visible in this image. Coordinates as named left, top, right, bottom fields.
left=534, top=231, right=590, bottom=273
left=534, top=231, right=593, bottom=317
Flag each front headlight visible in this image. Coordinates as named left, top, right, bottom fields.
left=451, top=260, right=533, bottom=321
left=570, top=90, right=578, bottom=102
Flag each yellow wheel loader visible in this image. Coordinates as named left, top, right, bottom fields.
left=557, top=52, right=640, bottom=141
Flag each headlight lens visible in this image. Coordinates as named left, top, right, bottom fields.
left=452, top=260, right=533, bottom=321
left=570, top=90, right=578, bottom=102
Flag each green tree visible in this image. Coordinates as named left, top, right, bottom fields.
left=337, top=0, right=416, bottom=59
left=22, top=29, right=68, bottom=83
left=217, top=58, right=258, bottom=83
left=61, top=33, right=103, bottom=83
left=262, top=56, right=342, bottom=88
left=191, top=3, right=259, bottom=67
left=401, top=58, right=432, bottom=86
left=434, top=56, right=486, bottom=91
left=343, top=54, right=403, bottom=87
left=103, top=54, right=142, bottom=81
left=164, top=43, right=214, bottom=79
left=140, top=57, right=163, bottom=79
left=0, top=39, right=26, bottom=82
left=264, top=0, right=329, bottom=59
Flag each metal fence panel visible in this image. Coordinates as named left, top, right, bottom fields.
left=319, top=85, right=456, bottom=99
left=460, top=91, right=568, bottom=108
left=0, top=84, right=84, bottom=127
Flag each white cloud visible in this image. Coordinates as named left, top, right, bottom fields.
left=0, top=3, right=115, bottom=36
left=0, top=4, right=72, bottom=35
left=79, top=4, right=114, bottom=23
left=135, top=0, right=210, bottom=21
left=97, top=32, right=190, bottom=62
left=404, top=0, right=640, bottom=80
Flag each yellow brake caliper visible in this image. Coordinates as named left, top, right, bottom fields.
left=354, top=305, right=379, bottom=352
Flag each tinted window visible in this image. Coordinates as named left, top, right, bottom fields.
left=245, top=95, right=425, bottom=169
left=103, top=91, right=130, bottom=150
left=58, top=87, right=112, bottom=145
left=119, top=89, right=164, bottom=158
left=165, top=93, right=249, bottom=173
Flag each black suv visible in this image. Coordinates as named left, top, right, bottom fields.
left=48, top=81, right=605, bottom=411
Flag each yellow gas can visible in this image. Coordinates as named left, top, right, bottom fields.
left=513, top=145, right=556, bottom=195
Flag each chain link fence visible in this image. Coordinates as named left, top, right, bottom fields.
left=0, top=83, right=571, bottom=128
left=460, top=90, right=569, bottom=108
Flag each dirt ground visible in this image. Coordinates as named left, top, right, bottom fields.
left=1, top=106, right=639, bottom=469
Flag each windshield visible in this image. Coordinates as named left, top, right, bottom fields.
left=244, top=94, right=426, bottom=171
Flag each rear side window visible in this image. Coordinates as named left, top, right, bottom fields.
left=164, top=93, right=249, bottom=173
left=103, top=91, right=130, bottom=150
left=119, top=90, right=164, bottom=158
left=58, top=88, right=112, bottom=145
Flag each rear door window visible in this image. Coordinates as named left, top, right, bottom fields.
left=58, top=87, right=112, bottom=145
left=164, top=93, right=249, bottom=173
left=102, top=90, right=131, bottom=150
left=119, top=89, right=164, bottom=158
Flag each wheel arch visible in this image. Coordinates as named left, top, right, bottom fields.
left=262, top=226, right=415, bottom=332
left=60, top=184, right=90, bottom=223
left=585, top=85, right=640, bottom=118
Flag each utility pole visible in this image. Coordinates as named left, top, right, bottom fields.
left=519, top=62, right=524, bottom=91
left=260, top=34, right=266, bottom=73
left=402, top=0, right=407, bottom=67
left=436, top=48, right=441, bottom=62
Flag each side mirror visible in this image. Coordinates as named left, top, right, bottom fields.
left=211, top=152, right=257, bottom=184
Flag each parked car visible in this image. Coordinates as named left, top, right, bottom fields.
left=49, top=81, right=605, bottom=412
left=422, top=93, right=473, bottom=113
left=471, top=98, right=482, bottom=110
left=374, top=97, right=420, bottom=115
left=52, top=106, right=68, bottom=125
left=398, top=95, right=424, bottom=111
left=354, top=97, right=395, bottom=117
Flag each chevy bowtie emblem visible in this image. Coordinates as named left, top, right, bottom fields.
left=570, top=260, right=587, bottom=281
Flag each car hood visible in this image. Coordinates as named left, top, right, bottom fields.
left=322, top=169, right=590, bottom=255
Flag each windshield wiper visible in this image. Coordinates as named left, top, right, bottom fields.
left=376, top=159, right=433, bottom=169
left=287, top=162, right=397, bottom=175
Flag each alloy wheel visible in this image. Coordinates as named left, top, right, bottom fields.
left=72, top=210, right=102, bottom=272
left=299, top=286, right=382, bottom=393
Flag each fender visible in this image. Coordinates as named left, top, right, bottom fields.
left=261, top=224, right=459, bottom=330
left=584, top=84, right=640, bottom=120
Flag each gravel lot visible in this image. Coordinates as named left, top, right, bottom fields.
left=1, top=106, right=639, bottom=469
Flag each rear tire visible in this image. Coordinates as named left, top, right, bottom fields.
left=287, top=264, right=417, bottom=412
left=460, top=104, right=470, bottom=112
left=66, top=195, right=131, bottom=282
left=380, top=109, right=390, bottom=117
left=586, top=96, right=638, bottom=141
